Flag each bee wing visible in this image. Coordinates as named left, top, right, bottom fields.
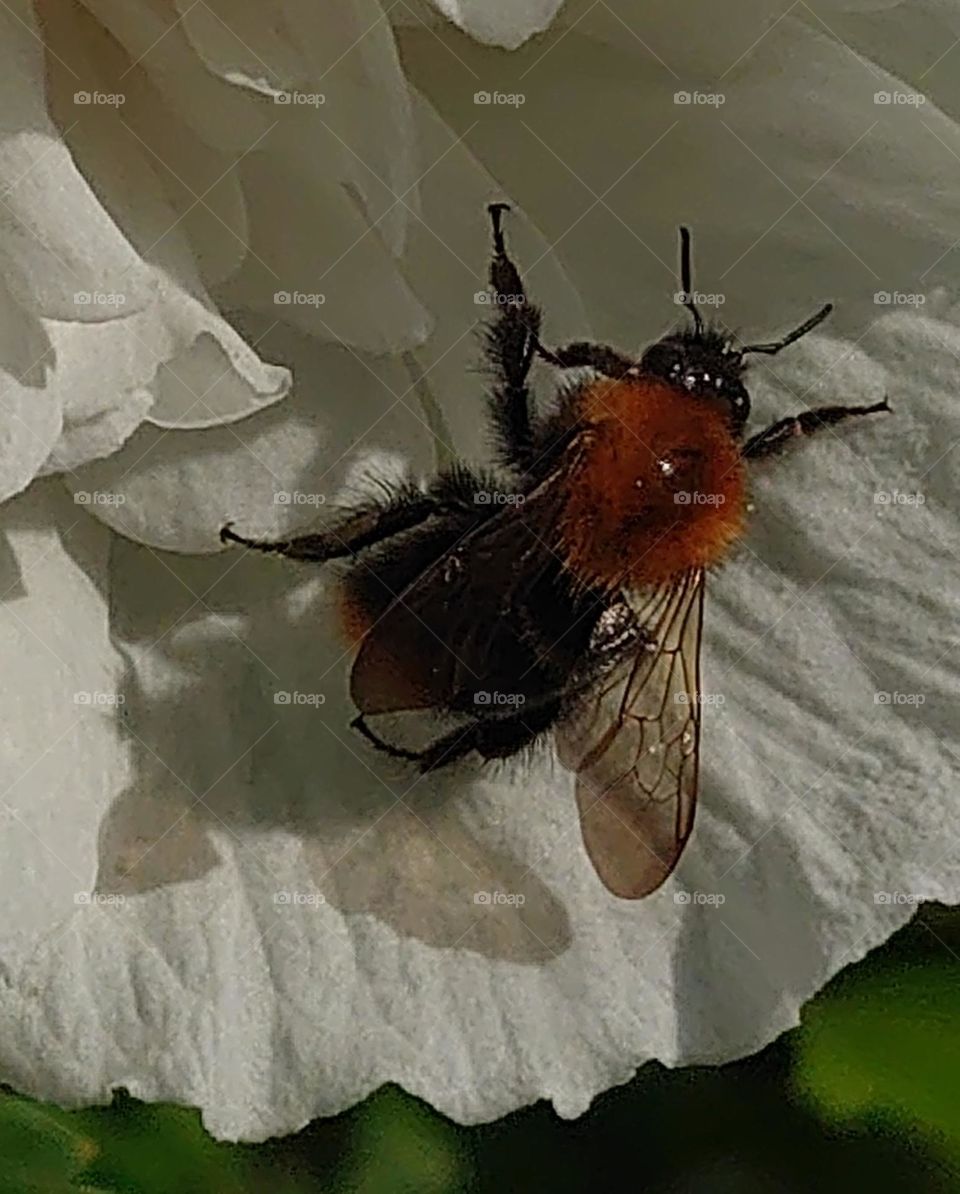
left=556, top=568, right=705, bottom=899
left=350, top=472, right=566, bottom=716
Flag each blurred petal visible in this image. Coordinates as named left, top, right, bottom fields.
left=39, top=0, right=291, bottom=432
left=2, top=0, right=155, bottom=322
left=424, top=0, right=565, bottom=48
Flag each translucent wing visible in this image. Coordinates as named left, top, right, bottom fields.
left=556, top=568, right=705, bottom=899
left=350, top=466, right=572, bottom=716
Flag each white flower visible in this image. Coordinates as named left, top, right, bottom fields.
left=1, top=0, right=958, bottom=1142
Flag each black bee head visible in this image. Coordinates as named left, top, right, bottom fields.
left=640, top=328, right=751, bottom=434
left=644, top=227, right=833, bottom=439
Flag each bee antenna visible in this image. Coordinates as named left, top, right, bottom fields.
left=678, top=226, right=704, bottom=339
left=740, top=303, right=833, bottom=356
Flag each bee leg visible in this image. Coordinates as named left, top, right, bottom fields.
left=220, top=485, right=441, bottom=562
left=743, top=398, right=891, bottom=460
left=352, top=714, right=479, bottom=771
left=484, top=202, right=543, bottom=472
left=532, top=339, right=637, bottom=381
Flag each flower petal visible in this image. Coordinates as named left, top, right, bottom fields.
left=63, top=324, right=438, bottom=552
left=0, top=481, right=128, bottom=954
left=424, top=0, right=565, bottom=48
left=1, top=0, right=156, bottom=322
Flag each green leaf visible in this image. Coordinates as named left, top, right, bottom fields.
left=336, top=1085, right=470, bottom=1194
left=75, top=1094, right=248, bottom=1194
left=795, top=954, right=960, bottom=1164
left=0, top=1092, right=100, bottom=1192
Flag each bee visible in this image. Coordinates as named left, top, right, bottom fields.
left=222, top=204, right=889, bottom=899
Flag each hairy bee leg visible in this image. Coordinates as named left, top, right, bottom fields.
left=743, top=398, right=891, bottom=460
left=484, top=202, right=543, bottom=471
left=532, top=339, right=638, bottom=380
left=351, top=714, right=479, bottom=771
left=350, top=714, right=427, bottom=762
left=219, top=489, right=441, bottom=562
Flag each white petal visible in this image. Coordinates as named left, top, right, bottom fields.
left=63, top=325, right=438, bottom=552
left=0, top=278, right=62, bottom=501
left=424, top=0, right=565, bottom=48
left=0, top=0, right=156, bottom=321
left=174, top=0, right=417, bottom=255
left=82, top=0, right=429, bottom=354
left=0, top=481, right=129, bottom=956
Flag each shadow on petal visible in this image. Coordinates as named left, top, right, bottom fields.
left=101, top=539, right=571, bottom=962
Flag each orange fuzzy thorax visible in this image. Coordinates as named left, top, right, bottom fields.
left=557, top=377, right=747, bottom=590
